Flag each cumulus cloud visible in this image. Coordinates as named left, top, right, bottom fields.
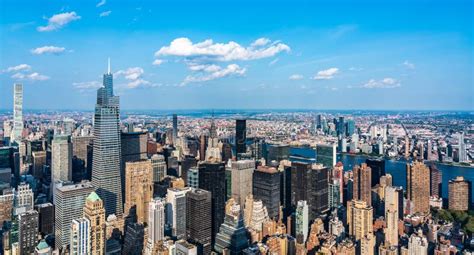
left=152, top=59, right=165, bottom=66
left=31, top=46, right=66, bottom=55
left=183, top=64, right=246, bottom=85
left=11, top=72, right=49, bottom=81
left=289, top=74, right=304, bottom=80
left=115, top=67, right=157, bottom=89
left=37, top=12, right=81, bottom=32
left=312, top=67, right=339, bottom=80
left=99, top=11, right=111, bottom=17
left=362, top=78, right=400, bottom=89
left=155, top=37, right=290, bottom=62
left=3, top=64, right=31, bottom=72
left=96, top=0, right=106, bottom=7
left=403, top=60, right=415, bottom=69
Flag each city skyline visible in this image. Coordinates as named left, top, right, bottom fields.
left=1, top=0, right=473, bottom=111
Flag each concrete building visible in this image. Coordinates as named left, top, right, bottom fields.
left=214, top=199, right=249, bottom=255
left=449, top=176, right=472, bottom=211
left=295, top=200, right=309, bottom=243
left=347, top=200, right=373, bottom=241
left=252, top=165, right=280, bottom=220
left=166, top=187, right=191, bottom=239
left=18, top=210, right=39, bottom=255
left=231, top=160, right=254, bottom=206
left=124, top=160, right=153, bottom=223
left=353, top=163, right=372, bottom=206
left=52, top=135, right=73, bottom=182
left=70, top=218, right=90, bottom=255
left=408, top=230, right=428, bottom=255
left=406, top=161, right=430, bottom=215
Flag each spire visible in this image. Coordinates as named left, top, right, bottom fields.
left=107, top=57, right=111, bottom=74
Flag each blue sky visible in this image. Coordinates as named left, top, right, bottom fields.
left=0, top=0, right=472, bottom=110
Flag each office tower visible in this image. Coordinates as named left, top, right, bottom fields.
left=121, top=131, right=148, bottom=163
left=347, top=200, right=373, bottom=241
left=353, top=163, right=372, bottom=206
left=337, top=116, right=345, bottom=136
left=54, top=182, right=94, bottom=249
left=315, top=114, right=322, bottom=129
left=346, top=119, right=355, bottom=136
left=198, top=134, right=207, bottom=161
left=235, top=119, right=247, bottom=158
left=172, top=114, right=178, bottom=144
left=449, top=176, right=472, bottom=211
left=291, top=162, right=329, bottom=220
left=72, top=136, right=93, bottom=172
left=14, top=183, right=34, bottom=215
left=151, top=154, right=167, bottom=183
left=148, top=198, right=165, bottom=244
left=122, top=222, right=145, bottom=254
left=187, top=167, right=199, bottom=188
left=458, top=132, right=467, bottom=162
left=18, top=210, right=38, bottom=255
left=32, top=151, right=46, bottom=179
left=429, top=165, right=442, bottom=198
left=329, top=179, right=341, bottom=209
left=385, top=186, right=404, bottom=220
left=316, top=144, right=336, bottom=168
left=11, top=84, right=23, bottom=144
left=231, top=160, right=254, bottom=206
left=214, top=199, right=249, bottom=254
left=252, top=166, right=280, bottom=220
left=406, top=161, right=430, bottom=215
left=91, top=61, right=123, bottom=217
left=365, top=158, right=385, bottom=187
left=0, top=192, right=14, bottom=226
left=166, top=187, right=191, bottom=239
left=385, top=206, right=398, bottom=247
left=83, top=192, right=105, bottom=254
left=124, top=160, right=153, bottom=223
left=70, top=218, right=90, bottom=255
left=186, top=188, right=212, bottom=254
left=35, top=203, right=54, bottom=236
left=295, top=201, right=308, bottom=243
left=52, top=135, right=73, bottom=182
left=360, top=234, right=375, bottom=255
left=408, top=230, right=428, bottom=255
left=198, top=162, right=226, bottom=244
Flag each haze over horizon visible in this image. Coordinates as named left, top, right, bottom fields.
left=1, top=0, right=473, bottom=110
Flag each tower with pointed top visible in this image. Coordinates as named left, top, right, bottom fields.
left=92, top=59, right=123, bottom=217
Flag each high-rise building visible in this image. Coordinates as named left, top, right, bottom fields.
left=187, top=167, right=199, bottom=188
left=32, top=151, right=46, bottom=179
left=166, top=187, right=191, bottom=239
left=429, top=165, right=442, bottom=198
left=70, top=218, right=90, bottom=255
left=148, top=198, right=165, bottom=244
left=122, top=222, right=145, bottom=254
left=448, top=176, right=472, bottom=211
left=124, top=160, right=153, bottom=223
left=235, top=119, right=247, bottom=158
left=295, top=201, right=308, bottom=243
left=365, top=158, right=385, bottom=187
left=214, top=199, right=249, bottom=254
left=408, top=230, right=428, bottom=255
left=458, top=132, right=468, bottom=162
left=231, top=160, right=254, bottom=206
left=52, top=135, right=73, bottom=182
left=243, top=195, right=269, bottom=243
left=252, top=165, right=281, bottom=220
left=54, top=182, right=94, bottom=249
left=172, top=114, right=178, bottom=144
left=14, top=183, right=34, bottom=215
left=406, top=161, right=430, bottom=215
left=353, top=163, right=372, bottom=206
left=291, top=162, right=329, bottom=220
left=0, top=192, right=14, bottom=226
left=11, top=83, right=23, bottom=144
left=347, top=200, right=373, bottom=241
left=360, top=233, right=375, bottom=255
left=91, top=61, right=123, bottom=217
left=83, top=192, right=105, bottom=255
left=151, top=154, right=167, bottom=183
left=35, top=203, right=54, bottom=236
left=316, top=144, right=336, bottom=168
left=205, top=118, right=222, bottom=162
left=198, top=161, right=226, bottom=244
left=18, top=210, right=38, bottom=255
left=186, top=188, right=212, bottom=254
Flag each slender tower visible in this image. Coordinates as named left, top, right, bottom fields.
left=92, top=59, right=123, bottom=216
left=11, top=83, right=23, bottom=144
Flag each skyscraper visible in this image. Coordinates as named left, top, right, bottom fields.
left=18, top=210, right=39, bottom=255
left=231, top=160, right=254, bottom=209
left=406, top=161, right=430, bottom=215
left=448, top=176, right=472, bottom=211
left=408, top=230, right=428, bottom=255
left=11, top=83, right=23, bottom=144
left=166, top=187, right=191, bottom=239
left=124, top=160, right=153, bottom=223
left=353, top=163, right=372, bottom=206
left=214, top=199, right=249, bottom=254
left=365, top=158, right=385, bottom=187
left=83, top=192, right=106, bottom=255
left=186, top=188, right=212, bottom=254
left=148, top=198, right=165, bottom=244
left=295, top=200, right=309, bottom=243
left=172, top=114, right=178, bottom=145
left=253, top=165, right=281, bottom=220
left=235, top=119, right=247, bottom=158
left=92, top=60, right=123, bottom=217
left=316, top=144, right=336, bottom=168
left=151, top=154, right=167, bottom=183
left=198, top=161, right=226, bottom=244
left=347, top=200, right=373, bottom=241
left=70, top=218, right=90, bottom=255
left=52, top=135, right=73, bottom=183
left=429, top=165, right=442, bottom=198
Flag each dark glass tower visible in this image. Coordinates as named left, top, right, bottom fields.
left=253, top=166, right=281, bottom=220
left=365, top=158, right=385, bottom=187
left=91, top=59, right=123, bottom=216
left=186, top=188, right=212, bottom=254
left=172, top=114, right=178, bottom=145
left=235, top=119, right=247, bottom=158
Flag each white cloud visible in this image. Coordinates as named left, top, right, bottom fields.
left=96, top=0, right=106, bottom=7
left=362, top=78, right=400, bottom=89
left=115, top=67, right=157, bottom=89
left=155, top=37, right=290, bottom=62
left=31, top=46, right=66, bottom=55
left=188, top=64, right=221, bottom=72
left=312, top=67, right=339, bottom=80
left=152, top=59, right=165, bottom=66
left=37, top=12, right=81, bottom=32
left=289, top=74, right=304, bottom=80
left=183, top=64, right=246, bottom=84
left=3, top=64, right=31, bottom=72
left=348, top=67, right=363, bottom=71
left=99, top=11, right=111, bottom=17
left=403, top=60, right=415, bottom=69
left=11, top=72, right=49, bottom=81
left=73, top=81, right=102, bottom=90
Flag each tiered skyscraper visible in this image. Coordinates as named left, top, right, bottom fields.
left=91, top=59, right=123, bottom=216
